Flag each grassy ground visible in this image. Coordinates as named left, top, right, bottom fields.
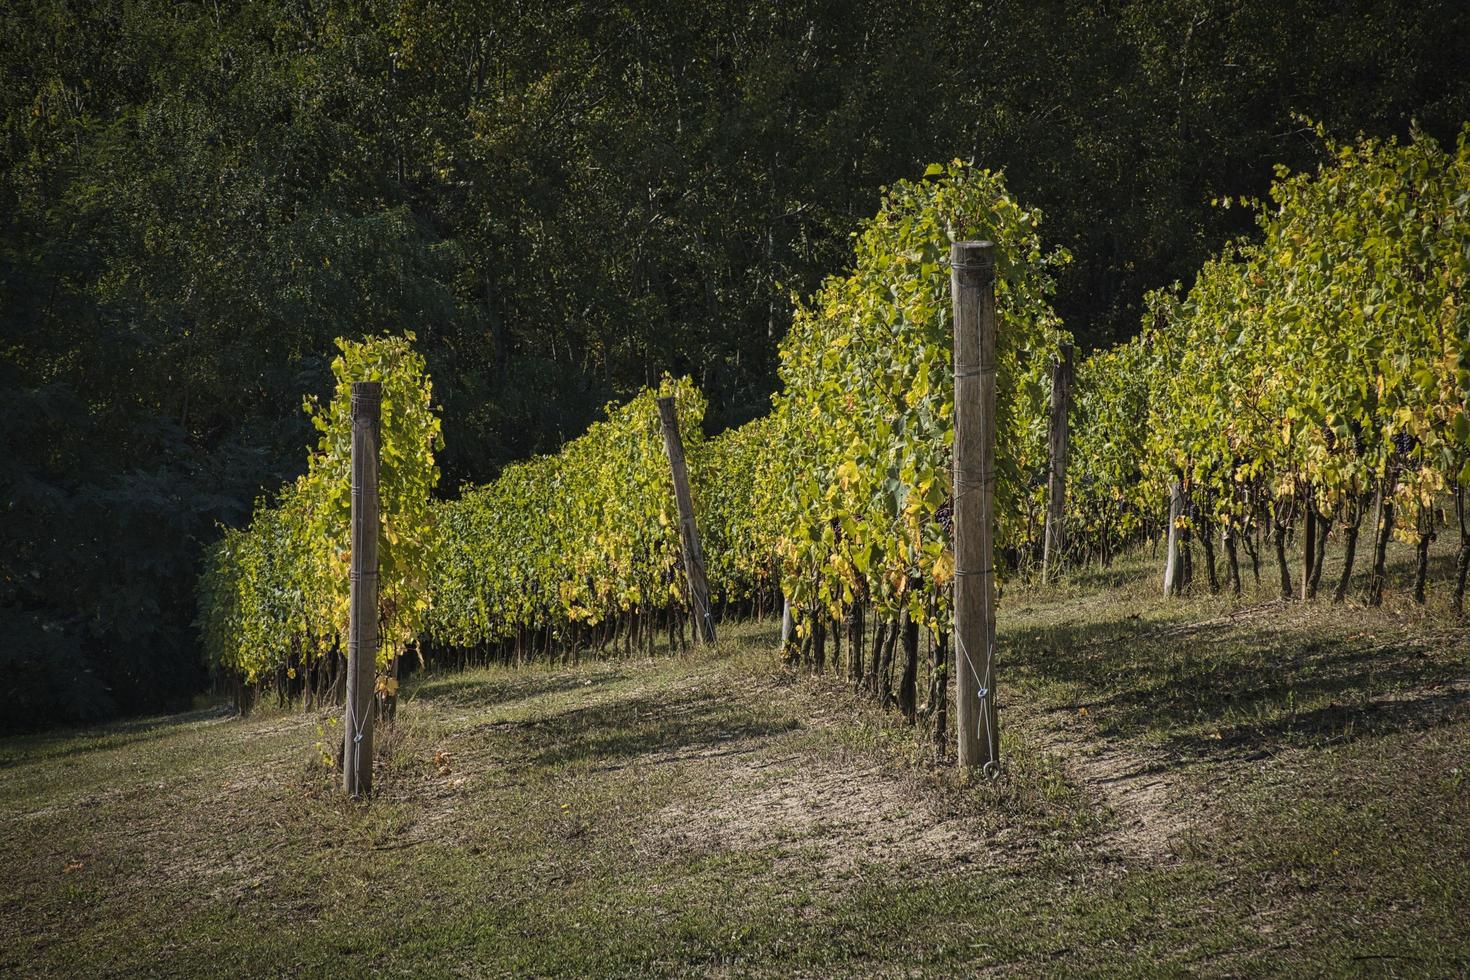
left=2, top=537, right=1467, bottom=977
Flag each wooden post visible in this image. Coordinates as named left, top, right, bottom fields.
left=1163, top=480, right=1185, bottom=595
left=779, top=596, right=794, bottom=654
left=657, top=396, right=715, bottom=644
left=343, top=381, right=380, bottom=798
left=1042, top=343, right=1073, bottom=583
left=1301, top=490, right=1316, bottom=602
left=951, top=240, right=999, bottom=772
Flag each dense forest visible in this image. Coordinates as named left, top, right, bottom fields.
left=4, top=0, right=1469, bottom=730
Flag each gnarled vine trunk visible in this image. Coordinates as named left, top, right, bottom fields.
left=1308, top=505, right=1331, bottom=599
left=929, top=630, right=949, bottom=750
left=1333, top=494, right=1366, bottom=603
left=1223, top=526, right=1242, bottom=596
left=1412, top=509, right=1434, bottom=604
left=1198, top=511, right=1219, bottom=593
left=1273, top=497, right=1294, bottom=600
left=897, top=609, right=919, bottom=722
left=868, top=619, right=889, bottom=695
left=846, top=600, right=865, bottom=683
left=1365, top=479, right=1395, bottom=607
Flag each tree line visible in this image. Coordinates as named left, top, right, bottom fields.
left=4, top=0, right=1468, bottom=729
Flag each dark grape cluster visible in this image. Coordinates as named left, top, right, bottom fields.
left=935, top=498, right=954, bottom=535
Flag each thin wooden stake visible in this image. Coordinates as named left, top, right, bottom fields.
left=1042, top=343, right=1073, bottom=583
left=343, top=381, right=380, bottom=798
left=657, top=396, right=716, bottom=644
left=1302, top=489, right=1316, bottom=602
left=951, top=240, right=998, bottom=772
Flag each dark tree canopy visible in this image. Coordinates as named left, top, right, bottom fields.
left=3, top=0, right=1467, bottom=729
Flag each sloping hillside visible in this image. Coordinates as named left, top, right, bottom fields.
left=2, top=547, right=1468, bottom=977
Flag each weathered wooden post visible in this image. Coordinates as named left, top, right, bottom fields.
left=343, top=381, right=380, bottom=798
left=1301, top=490, right=1316, bottom=601
left=951, top=240, right=999, bottom=772
left=1042, top=343, right=1073, bottom=583
left=1163, top=479, right=1185, bottom=595
left=657, top=395, right=716, bottom=644
left=779, top=596, right=794, bottom=655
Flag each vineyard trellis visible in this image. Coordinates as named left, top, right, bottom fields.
left=1064, top=124, right=1470, bottom=607
left=199, top=128, right=1470, bottom=782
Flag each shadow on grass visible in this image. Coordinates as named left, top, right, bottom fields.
left=481, top=688, right=802, bottom=772
left=1194, top=683, right=1470, bottom=756
left=407, top=667, right=631, bottom=710
left=1057, top=558, right=1162, bottom=593
left=1008, top=606, right=1469, bottom=759
left=0, top=704, right=236, bottom=768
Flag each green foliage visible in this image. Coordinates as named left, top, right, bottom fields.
left=201, top=335, right=441, bottom=682
left=7, top=0, right=1470, bottom=728
left=1067, top=330, right=1154, bottom=545
left=762, top=163, right=1069, bottom=630
left=1068, top=127, right=1470, bottom=552
left=427, top=378, right=709, bottom=645
left=304, top=335, right=444, bottom=663
left=694, top=415, right=784, bottom=604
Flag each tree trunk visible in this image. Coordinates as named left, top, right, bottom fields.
left=237, top=676, right=255, bottom=717
left=378, top=654, right=399, bottom=724
left=1457, top=540, right=1470, bottom=615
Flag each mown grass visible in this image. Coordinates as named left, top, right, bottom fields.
left=1, top=533, right=1466, bottom=977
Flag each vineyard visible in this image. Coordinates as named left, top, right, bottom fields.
left=10, top=2, right=1470, bottom=972
left=1082, top=126, right=1470, bottom=611
left=5, top=122, right=1470, bottom=978
left=195, top=129, right=1470, bottom=778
